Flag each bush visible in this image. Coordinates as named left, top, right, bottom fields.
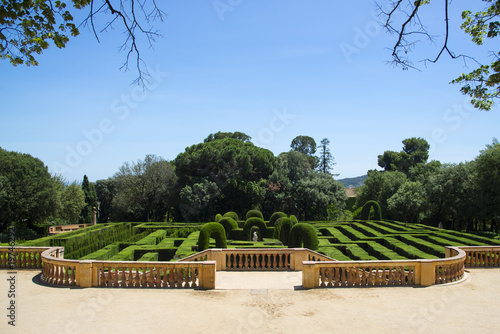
left=361, top=200, right=382, bottom=220
left=289, top=223, right=319, bottom=250
left=215, top=213, right=223, bottom=222
left=289, top=215, right=298, bottom=225
left=246, top=210, right=264, bottom=220
left=269, top=212, right=287, bottom=226
left=278, top=218, right=295, bottom=246
left=218, top=217, right=238, bottom=237
left=197, top=222, right=227, bottom=251
left=243, top=218, right=267, bottom=241
left=223, top=211, right=239, bottom=221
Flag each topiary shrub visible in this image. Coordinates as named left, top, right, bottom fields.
left=215, top=213, right=223, bottom=222
left=289, top=223, right=319, bottom=250
left=243, top=218, right=267, bottom=241
left=197, top=222, right=227, bottom=251
left=218, top=217, right=238, bottom=237
left=269, top=212, right=287, bottom=226
left=278, top=217, right=296, bottom=246
left=361, top=200, right=382, bottom=220
left=246, top=209, right=264, bottom=220
left=223, top=211, right=239, bottom=221
left=289, top=215, right=298, bottom=225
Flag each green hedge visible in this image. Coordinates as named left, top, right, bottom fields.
left=243, top=218, right=267, bottom=241
left=215, top=213, right=223, bottom=222
left=197, top=223, right=227, bottom=251
left=80, top=243, right=119, bottom=260
left=361, top=201, right=382, bottom=220
left=278, top=218, right=295, bottom=246
left=218, top=217, right=238, bottom=237
left=246, top=210, right=264, bottom=220
left=289, top=223, right=319, bottom=250
left=269, top=212, right=287, bottom=226
left=137, top=252, right=159, bottom=262
left=223, top=211, right=239, bottom=221
left=135, top=230, right=167, bottom=246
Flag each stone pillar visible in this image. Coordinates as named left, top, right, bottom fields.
left=420, top=260, right=435, bottom=286
left=78, top=260, right=94, bottom=288
left=200, top=261, right=216, bottom=290
left=302, top=261, right=318, bottom=289
left=92, top=207, right=97, bottom=226
left=210, top=249, right=223, bottom=271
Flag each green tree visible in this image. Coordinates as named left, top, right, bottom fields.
left=60, top=182, right=86, bottom=223
left=113, top=154, right=177, bottom=222
left=80, top=175, right=97, bottom=224
left=0, top=148, right=60, bottom=231
left=378, top=137, right=430, bottom=175
left=0, top=0, right=165, bottom=85
left=387, top=181, right=427, bottom=223
left=379, top=0, right=499, bottom=110
left=204, top=131, right=252, bottom=143
left=317, top=138, right=335, bottom=175
left=475, top=139, right=500, bottom=232
left=356, top=170, right=407, bottom=218
left=179, top=180, right=221, bottom=222
left=95, top=178, right=116, bottom=223
left=290, top=135, right=318, bottom=168
left=174, top=136, right=276, bottom=218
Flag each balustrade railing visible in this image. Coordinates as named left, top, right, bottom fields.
left=459, top=246, right=500, bottom=268
left=0, top=246, right=51, bottom=269
left=302, top=247, right=466, bottom=288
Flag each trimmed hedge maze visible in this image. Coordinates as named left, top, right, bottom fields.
left=19, top=219, right=500, bottom=262
left=313, top=220, right=500, bottom=261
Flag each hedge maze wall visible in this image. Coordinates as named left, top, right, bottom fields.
left=20, top=219, right=500, bottom=263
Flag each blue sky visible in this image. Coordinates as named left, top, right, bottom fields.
left=1, top=0, right=498, bottom=183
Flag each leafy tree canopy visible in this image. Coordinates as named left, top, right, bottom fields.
left=378, top=137, right=430, bottom=175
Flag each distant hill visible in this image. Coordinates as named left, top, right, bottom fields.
left=337, top=175, right=367, bottom=188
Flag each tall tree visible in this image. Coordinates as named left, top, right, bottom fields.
left=95, top=178, right=116, bottom=223
left=113, top=154, right=177, bottom=222
left=0, top=148, right=60, bottom=231
left=378, top=0, right=499, bottom=110
left=80, top=175, right=97, bottom=224
left=378, top=137, right=430, bottom=175
left=60, top=182, right=86, bottom=224
left=290, top=135, right=318, bottom=169
left=317, top=138, right=335, bottom=175
left=204, top=131, right=252, bottom=143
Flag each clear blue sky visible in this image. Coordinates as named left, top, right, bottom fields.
left=1, top=0, right=498, bottom=183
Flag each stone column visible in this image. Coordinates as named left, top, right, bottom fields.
left=78, top=260, right=94, bottom=288
left=200, top=261, right=216, bottom=290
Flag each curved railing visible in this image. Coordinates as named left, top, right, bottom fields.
left=0, top=246, right=51, bottom=269
left=302, top=246, right=466, bottom=288
left=38, top=246, right=216, bottom=289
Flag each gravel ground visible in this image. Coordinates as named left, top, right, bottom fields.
left=1, top=269, right=498, bottom=334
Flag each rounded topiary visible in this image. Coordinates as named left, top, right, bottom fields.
left=243, top=217, right=267, bottom=241
left=289, top=223, right=319, bottom=250
left=278, top=217, right=296, bottom=246
left=197, top=222, right=227, bottom=251
left=289, top=215, right=298, bottom=225
left=214, top=213, right=223, bottom=222
left=269, top=212, right=287, bottom=226
left=246, top=209, right=264, bottom=220
left=223, top=211, right=239, bottom=221
left=361, top=200, right=382, bottom=220
left=218, top=217, right=238, bottom=237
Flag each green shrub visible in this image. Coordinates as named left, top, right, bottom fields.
left=246, top=210, right=264, bottom=220
left=243, top=218, right=267, bottom=241
left=278, top=218, right=295, bottom=246
left=197, top=223, right=227, bottom=251
left=218, top=217, right=238, bottom=237
left=215, top=213, right=223, bottom=222
left=289, top=215, right=298, bottom=225
left=289, top=223, right=319, bottom=250
left=223, top=211, right=239, bottom=221
left=269, top=212, right=287, bottom=226
left=361, top=201, right=382, bottom=220
left=137, top=252, right=159, bottom=262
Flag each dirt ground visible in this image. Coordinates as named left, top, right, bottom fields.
left=0, top=269, right=498, bottom=334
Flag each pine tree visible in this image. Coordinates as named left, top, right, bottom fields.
left=317, top=138, right=336, bottom=175
left=80, top=175, right=98, bottom=224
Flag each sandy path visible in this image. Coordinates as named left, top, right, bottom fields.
left=0, top=269, right=498, bottom=334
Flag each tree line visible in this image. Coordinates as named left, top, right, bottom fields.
left=355, top=137, right=500, bottom=233
left=0, top=133, right=344, bottom=234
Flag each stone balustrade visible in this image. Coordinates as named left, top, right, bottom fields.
left=0, top=246, right=51, bottom=269
left=458, top=246, right=500, bottom=267
left=48, top=224, right=90, bottom=235
left=179, top=248, right=335, bottom=271
left=302, top=246, right=466, bottom=288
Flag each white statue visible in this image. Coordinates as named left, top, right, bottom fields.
left=252, top=231, right=258, bottom=242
